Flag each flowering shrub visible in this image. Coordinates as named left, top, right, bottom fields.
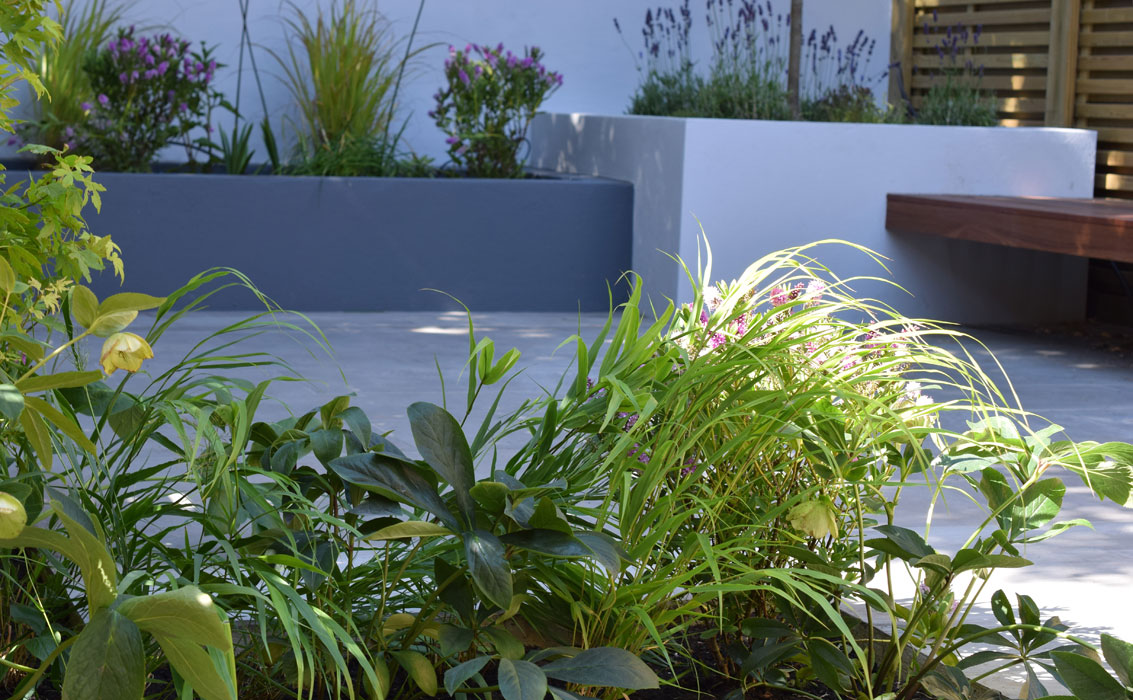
left=431, top=43, right=562, bottom=178
left=75, top=26, right=222, bottom=171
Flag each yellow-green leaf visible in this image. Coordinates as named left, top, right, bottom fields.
left=366, top=520, right=453, bottom=541
left=71, top=285, right=98, bottom=328
left=23, top=395, right=95, bottom=454
left=17, top=370, right=102, bottom=393
left=97, top=292, right=165, bottom=316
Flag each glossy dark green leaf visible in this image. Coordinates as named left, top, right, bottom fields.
left=439, top=624, right=475, bottom=657
left=1050, top=650, right=1127, bottom=700
left=1101, top=633, right=1133, bottom=687
left=0, top=383, right=23, bottom=421
left=951, top=549, right=1031, bottom=575
left=444, top=655, right=490, bottom=695
left=308, top=429, right=343, bottom=466
left=435, top=557, right=474, bottom=624
left=541, top=647, right=658, bottom=690
left=870, top=525, right=935, bottom=561
left=498, top=658, right=547, bottom=700
left=470, top=481, right=509, bottom=515
left=500, top=529, right=590, bottom=559
left=806, top=638, right=853, bottom=693
left=482, top=627, right=525, bottom=660
left=991, top=589, right=1016, bottom=628
left=573, top=532, right=628, bottom=573
left=336, top=406, right=372, bottom=448
left=529, top=497, right=571, bottom=533
left=329, top=453, right=456, bottom=529
left=61, top=609, right=145, bottom=700
left=464, top=529, right=512, bottom=609
left=741, top=617, right=796, bottom=639
left=408, top=402, right=476, bottom=527
left=1019, top=478, right=1065, bottom=532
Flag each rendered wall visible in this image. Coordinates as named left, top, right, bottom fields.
left=55, top=172, right=633, bottom=312
left=531, top=113, right=1098, bottom=325
left=7, top=0, right=890, bottom=164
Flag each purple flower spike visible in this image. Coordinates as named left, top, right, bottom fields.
left=445, top=136, right=460, bottom=144
left=80, top=101, right=93, bottom=111
left=458, top=69, right=470, bottom=85
left=98, top=93, right=109, bottom=105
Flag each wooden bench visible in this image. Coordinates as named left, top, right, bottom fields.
left=885, top=194, right=1133, bottom=264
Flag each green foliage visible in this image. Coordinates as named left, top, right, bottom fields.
left=432, top=43, right=562, bottom=178
left=76, top=27, right=223, bottom=171
left=276, top=1, right=401, bottom=157
left=915, top=71, right=997, bottom=126
left=22, top=0, right=129, bottom=153
left=803, top=84, right=903, bottom=123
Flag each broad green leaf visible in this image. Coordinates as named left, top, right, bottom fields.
left=574, top=532, right=628, bottom=573
left=498, top=658, right=547, bottom=700
left=0, top=383, right=23, bottom=421
left=1019, top=478, right=1065, bottom=532
left=991, top=590, right=1015, bottom=627
left=392, top=649, right=437, bottom=696
left=50, top=499, right=117, bottom=610
left=807, top=637, right=854, bottom=693
left=439, top=624, right=475, bottom=657
left=16, top=370, right=103, bottom=393
left=444, top=656, right=490, bottom=695
left=0, top=254, right=14, bottom=292
left=71, top=285, right=98, bottom=328
left=329, top=453, right=457, bottom=529
left=88, top=310, right=138, bottom=337
left=464, top=529, right=513, bottom=609
left=470, top=481, right=509, bottom=514
left=529, top=497, right=572, bottom=533
left=366, top=520, right=453, bottom=541
left=741, top=617, right=796, bottom=639
left=96, top=292, right=165, bottom=316
left=308, top=429, right=343, bottom=466
left=541, top=647, right=659, bottom=690
left=482, top=627, right=525, bottom=660
left=408, top=402, right=476, bottom=527
left=24, top=395, right=96, bottom=454
left=61, top=609, right=144, bottom=700
left=19, top=405, right=52, bottom=470
left=500, top=529, right=591, bottom=558
left=951, top=549, right=1031, bottom=575
left=117, top=586, right=232, bottom=651
left=150, top=632, right=236, bottom=700
left=484, top=348, right=521, bottom=384
left=869, top=525, right=935, bottom=560
left=1101, top=633, right=1133, bottom=687
left=1050, top=650, right=1127, bottom=700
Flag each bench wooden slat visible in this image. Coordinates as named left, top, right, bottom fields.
left=885, top=194, right=1133, bottom=263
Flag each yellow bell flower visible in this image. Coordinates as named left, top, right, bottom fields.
left=100, top=332, right=154, bottom=375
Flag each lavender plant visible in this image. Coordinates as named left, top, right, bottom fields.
left=431, top=43, right=562, bottom=178
left=616, top=0, right=886, bottom=122
left=614, top=2, right=700, bottom=116
left=76, top=26, right=223, bottom=171
left=914, top=15, right=996, bottom=126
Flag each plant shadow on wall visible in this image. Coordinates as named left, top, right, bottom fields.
left=613, top=0, right=998, bottom=126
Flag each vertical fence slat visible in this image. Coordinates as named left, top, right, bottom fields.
left=1047, top=0, right=1080, bottom=126
left=889, top=0, right=914, bottom=107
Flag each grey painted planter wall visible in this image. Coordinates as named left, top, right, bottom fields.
left=61, top=172, right=632, bottom=312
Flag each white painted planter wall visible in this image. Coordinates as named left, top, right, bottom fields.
left=530, top=113, right=1098, bottom=325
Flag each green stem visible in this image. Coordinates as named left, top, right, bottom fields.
left=16, top=328, right=92, bottom=383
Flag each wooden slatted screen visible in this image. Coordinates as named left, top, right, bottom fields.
left=906, top=0, right=1054, bottom=127
left=1077, top=0, right=1133, bottom=199
left=891, top=0, right=1133, bottom=199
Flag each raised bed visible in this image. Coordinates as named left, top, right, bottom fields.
left=530, top=113, right=1098, bottom=325
left=19, top=169, right=634, bottom=312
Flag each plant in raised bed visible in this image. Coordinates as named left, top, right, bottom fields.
left=431, top=42, right=562, bottom=178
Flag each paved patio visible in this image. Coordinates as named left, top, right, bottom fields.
left=132, top=310, right=1133, bottom=696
